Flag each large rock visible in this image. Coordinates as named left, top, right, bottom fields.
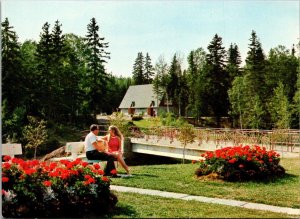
left=40, top=146, right=67, bottom=162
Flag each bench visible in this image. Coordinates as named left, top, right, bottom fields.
left=2, top=143, right=22, bottom=158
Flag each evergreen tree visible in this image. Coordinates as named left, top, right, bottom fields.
left=1, top=18, right=25, bottom=112
left=144, top=52, right=154, bottom=83
left=205, top=34, right=230, bottom=126
left=85, top=17, right=110, bottom=116
left=241, top=30, right=269, bottom=128
left=132, top=52, right=145, bottom=85
left=226, top=43, right=242, bottom=84
left=1, top=18, right=27, bottom=141
left=245, top=30, right=266, bottom=98
left=167, top=54, right=181, bottom=115
left=265, top=45, right=298, bottom=101
left=186, top=48, right=206, bottom=119
left=35, top=22, right=54, bottom=118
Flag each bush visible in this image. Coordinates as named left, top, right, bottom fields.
left=132, top=115, right=143, bottom=121
left=195, top=145, right=285, bottom=181
left=2, top=157, right=118, bottom=218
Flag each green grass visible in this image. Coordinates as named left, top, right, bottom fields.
left=133, top=118, right=161, bottom=129
left=108, top=192, right=294, bottom=218
left=113, top=157, right=300, bottom=209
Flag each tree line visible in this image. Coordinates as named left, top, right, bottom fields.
left=2, top=17, right=299, bottom=145
left=133, top=32, right=299, bottom=130
left=2, top=17, right=132, bottom=142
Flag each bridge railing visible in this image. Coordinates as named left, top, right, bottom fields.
left=128, top=126, right=300, bottom=152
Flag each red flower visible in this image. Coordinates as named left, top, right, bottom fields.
left=102, top=176, right=109, bottom=182
left=2, top=162, right=11, bottom=169
left=239, top=164, right=244, bottom=168
left=110, top=169, right=117, bottom=175
left=3, top=155, right=11, bottom=162
left=24, top=169, right=36, bottom=175
left=228, top=158, right=236, bottom=164
left=2, top=177, right=9, bottom=182
left=84, top=174, right=92, bottom=179
left=93, top=163, right=101, bottom=169
left=98, top=169, right=104, bottom=175
left=87, top=177, right=95, bottom=184
left=269, top=158, right=273, bottom=162
left=81, top=162, right=89, bottom=167
left=43, top=180, right=52, bottom=187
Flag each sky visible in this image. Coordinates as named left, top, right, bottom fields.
left=1, top=0, right=299, bottom=77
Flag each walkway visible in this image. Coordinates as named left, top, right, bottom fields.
left=110, top=185, right=300, bottom=216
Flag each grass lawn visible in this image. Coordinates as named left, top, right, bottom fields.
left=112, top=157, right=300, bottom=209
left=109, top=192, right=294, bottom=218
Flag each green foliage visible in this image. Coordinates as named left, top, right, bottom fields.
left=268, top=83, right=291, bottom=128
left=2, top=101, right=26, bottom=143
left=23, top=116, right=48, bottom=159
left=108, top=112, right=132, bottom=137
left=84, top=17, right=110, bottom=116
left=204, top=34, right=230, bottom=126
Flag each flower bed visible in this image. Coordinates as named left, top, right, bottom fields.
left=195, top=145, right=285, bottom=181
left=2, top=156, right=118, bottom=218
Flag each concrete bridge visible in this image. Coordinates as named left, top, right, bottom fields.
left=124, top=135, right=300, bottom=161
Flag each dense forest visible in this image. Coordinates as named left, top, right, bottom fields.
left=2, top=17, right=300, bottom=149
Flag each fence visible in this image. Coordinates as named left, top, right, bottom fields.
left=129, top=126, right=300, bottom=152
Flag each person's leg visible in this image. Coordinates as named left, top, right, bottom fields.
left=116, top=154, right=130, bottom=174
left=86, top=150, right=116, bottom=176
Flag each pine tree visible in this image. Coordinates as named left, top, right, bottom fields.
left=1, top=18, right=25, bottom=111
left=144, top=53, right=154, bottom=83
left=205, top=34, right=230, bottom=126
left=132, top=52, right=144, bottom=85
left=85, top=17, right=110, bottom=116
left=186, top=48, right=206, bottom=118
left=226, top=43, right=242, bottom=85
left=1, top=18, right=27, bottom=142
left=245, top=30, right=266, bottom=97
left=243, top=30, right=269, bottom=128
left=35, top=22, right=53, bottom=118
left=167, top=54, right=181, bottom=115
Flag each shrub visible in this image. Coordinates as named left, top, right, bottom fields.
left=2, top=157, right=118, bottom=218
left=132, top=115, right=143, bottom=121
left=195, top=145, right=285, bottom=181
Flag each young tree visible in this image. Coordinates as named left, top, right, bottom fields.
left=85, top=17, right=110, bottom=116
left=23, top=116, right=48, bottom=159
left=268, top=83, right=291, bottom=129
left=153, top=55, right=170, bottom=114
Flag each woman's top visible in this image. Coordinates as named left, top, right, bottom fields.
left=108, top=136, right=120, bottom=153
